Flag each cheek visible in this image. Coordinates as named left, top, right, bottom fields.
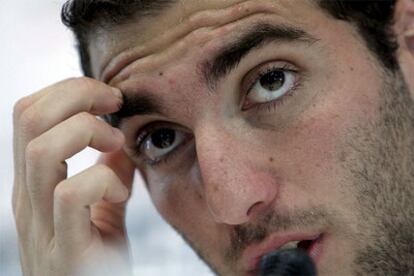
left=276, top=84, right=380, bottom=208
left=285, top=116, right=346, bottom=182
left=146, top=169, right=231, bottom=266
left=147, top=170, right=197, bottom=216
left=146, top=149, right=204, bottom=219
left=146, top=169, right=217, bottom=239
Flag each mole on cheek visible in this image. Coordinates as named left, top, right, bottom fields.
left=159, top=71, right=164, bottom=76
left=269, top=157, right=274, bottom=163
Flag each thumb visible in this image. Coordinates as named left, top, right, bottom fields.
left=97, top=149, right=136, bottom=193
left=90, top=150, right=136, bottom=231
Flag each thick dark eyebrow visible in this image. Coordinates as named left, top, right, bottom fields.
left=105, top=93, right=163, bottom=128
left=203, top=23, right=318, bottom=90
left=107, top=23, right=317, bottom=127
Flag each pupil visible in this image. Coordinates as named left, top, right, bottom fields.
left=151, top=128, right=175, bottom=149
left=260, top=70, right=285, bottom=91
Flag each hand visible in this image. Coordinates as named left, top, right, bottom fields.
left=12, top=77, right=136, bottom=276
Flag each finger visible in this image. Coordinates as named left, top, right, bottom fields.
left=91, top=150, right=136, bottom=231
left=13, top=92, right=51, bottom=221
left=14, top=77, right=121, bottom=190
left=12, top=91, right=55, bottom=274
left=26, top=112, right=124, bottom=238
left=97, top=150, right=136, bottom=192
left=19, top=77, right=122, bottom=141
left=13, top=77, right=113, bottom=177
left=53, top=164, right=128, bottom=255
left=12, top=77, right=121, bottom=225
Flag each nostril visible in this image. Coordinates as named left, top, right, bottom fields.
left=246, top=201, right=265, bottom=217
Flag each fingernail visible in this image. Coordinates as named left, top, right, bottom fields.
left=111, top=87, right=123, bottom=101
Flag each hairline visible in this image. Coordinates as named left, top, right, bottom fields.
left=68, top=0, right=397, bottom=79
left=63, top=0, right=178, bottom=78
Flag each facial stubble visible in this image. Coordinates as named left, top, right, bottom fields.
left=170, top=71, right=414, bottom=276
left=342, top=70, right=414, bottom=275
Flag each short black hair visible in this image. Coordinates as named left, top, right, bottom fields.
left=61, top=0, right=398, bottom=77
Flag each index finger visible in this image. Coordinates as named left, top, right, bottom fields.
left=18, top=77, right=122, bottom=139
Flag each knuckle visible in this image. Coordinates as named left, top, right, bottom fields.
left=13, top=96, right=34, bottom=122
left=54, top=182, right=78, bottom=205
left=70, top=76, right=97, bottom=91
left=25, top=139, right=47, bottom=162
left=95, top=164, right=117, bottom=181
left=19, top=108, right=40, bottom=135
left=76, top=112, right=102, bottom=132
left=76, top=111, right=96, bottom=125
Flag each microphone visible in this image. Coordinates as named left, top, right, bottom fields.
left=259, top=248, right=317, bottom=276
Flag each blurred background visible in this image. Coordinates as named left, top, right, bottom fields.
left=0, top=1, right=212, bottom=275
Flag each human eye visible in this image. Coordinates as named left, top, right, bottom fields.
left=134, top=123, right=192, bottom=166
left=242, top=62, right=299, bottom=111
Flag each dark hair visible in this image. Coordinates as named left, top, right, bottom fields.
left=61, top=0, right=175, bottom=77
left=61, top=0, right=398, bottom=77
left=319, top=0, right=398, bottom=70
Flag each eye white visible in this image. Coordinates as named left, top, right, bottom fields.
left=141, top=128, right=186, bottom=161
left=247, top=69, right=296, bottom=104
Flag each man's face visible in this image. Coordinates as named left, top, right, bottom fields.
left=89, top=0, right=414, bottom=275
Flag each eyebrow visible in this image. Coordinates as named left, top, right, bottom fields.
left=106, top=93, right=163, bottom=128
left=108, top=23, right=318, bottom=127
left=203, top=23, right=318, bottom=90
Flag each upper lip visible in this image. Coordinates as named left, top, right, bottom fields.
left=241, top=231, right=320, bottom=273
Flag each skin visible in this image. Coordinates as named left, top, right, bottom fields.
left=12, top=0, right=414, bottom=275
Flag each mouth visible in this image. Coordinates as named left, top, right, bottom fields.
left=243, top=233, right=324, bottom=275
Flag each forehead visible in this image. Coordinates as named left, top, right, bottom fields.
left=88, top=0, right=320, bottom=81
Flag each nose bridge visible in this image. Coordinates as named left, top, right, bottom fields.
left=195, top=123, right=278, bottom=225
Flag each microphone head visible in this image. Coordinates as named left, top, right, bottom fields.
left=259, top=248, right=317, bottom=276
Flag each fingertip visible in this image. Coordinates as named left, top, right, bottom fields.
left=97, top=150, right=136, bottom=189
left=105, top=184, right=129, bottom=203
left=112, top=128, right=126, bottom=150
left=111, top=87, right=123, bottom=101
left=112, top=127, right=125, bottom=140
left=111, top=87, right=124, bottom=111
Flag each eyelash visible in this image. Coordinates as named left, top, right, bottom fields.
left=143, top=147, right=180, bottom=167
left=243, top=64, right=301, bottom=112
left=133, top=63, right=301, bottom=168
left=132, top=122, right=191, bottom=167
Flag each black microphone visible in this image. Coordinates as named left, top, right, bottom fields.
left=259, top=248, right=317, bottom=276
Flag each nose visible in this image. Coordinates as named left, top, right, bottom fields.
left=195, top=125, right=278, bottom=225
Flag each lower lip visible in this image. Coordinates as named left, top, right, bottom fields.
left=306, top=234, right=324, bottom=266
